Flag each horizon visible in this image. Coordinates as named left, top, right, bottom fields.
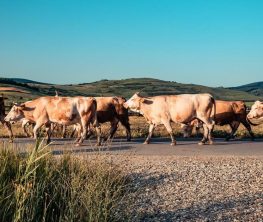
left=1, top=76, right=262, bottom=88
left=1, top=0, right=263, bottom=87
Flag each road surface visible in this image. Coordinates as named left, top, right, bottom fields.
left=5, top=137, right=263, bottom=158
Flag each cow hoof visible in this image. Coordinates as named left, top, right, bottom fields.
left=198, top=142, right=205, bottom=145
left=170, top=142, right=176, bottom=146
left=143, top=141, right=149, bottom=145
left=208, top=141, right=214, bottom=145
left=75, top=143, right=81, bottom=147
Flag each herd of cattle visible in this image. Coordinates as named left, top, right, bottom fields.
left=0, top=92, right=263, bottom=146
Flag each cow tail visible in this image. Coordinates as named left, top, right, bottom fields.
left=210, top=96, right=216, bottom=124
left=92, top=98, right=98, bottom=126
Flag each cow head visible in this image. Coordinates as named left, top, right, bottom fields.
left=247, top=101, right=263, bottom=124
left=123, top=92, right=145, bottom=113
left=4, top=103, right=26, bottom=122
left=181, top=119, right=202, bottom=137
left=232, top=102, right=246, bottom=114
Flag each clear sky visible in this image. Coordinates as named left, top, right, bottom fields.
left=0, top=0, right=262, bottom=87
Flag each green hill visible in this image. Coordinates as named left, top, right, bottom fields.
left=230, top=81, right=263, bottom=97
left=0, top=77, right=260, bottom=106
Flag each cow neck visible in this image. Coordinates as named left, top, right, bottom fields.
left=139, top=99, right=149, bottom=117
left=22, top=102, right=35, bottom=122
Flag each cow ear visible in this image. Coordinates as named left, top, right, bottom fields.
left=140, top=98, right=145, bottom=103
left=20, top=103, right=26, bottom=109
left=232, top=103, right=243, bottom=113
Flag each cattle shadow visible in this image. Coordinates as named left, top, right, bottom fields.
left=129, top=172, right=263, bottom=221
left=51, top=145, right=133, bottom=155
left=134, top=192, right=263, bottom=221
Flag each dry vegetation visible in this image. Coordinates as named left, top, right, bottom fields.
left=0, top=141, right=133, bottom=222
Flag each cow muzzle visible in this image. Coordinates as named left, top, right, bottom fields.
left=4, top=117, right=10, bottom=122
left=123, top=102, right=129, bottom=109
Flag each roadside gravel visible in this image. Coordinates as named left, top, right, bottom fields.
left=116, top=155, right=263, bottom=221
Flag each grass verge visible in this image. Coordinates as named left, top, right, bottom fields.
left=0, top=140, right=132, bottom=222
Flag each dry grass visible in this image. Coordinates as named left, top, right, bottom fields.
left=0, top=141, right=133, bottom=222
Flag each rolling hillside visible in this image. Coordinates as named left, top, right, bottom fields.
left=230, top=81, right=263, bottom=97
left=0, top=77, right=261, bottom=106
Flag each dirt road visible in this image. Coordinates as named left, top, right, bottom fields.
left=7, top=137, right=263, bottom=158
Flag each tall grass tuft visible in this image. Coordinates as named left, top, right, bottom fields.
left=0, top=141, right=132, bottom=222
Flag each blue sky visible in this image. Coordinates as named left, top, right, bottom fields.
left=0, top=0, right=262, bottom=86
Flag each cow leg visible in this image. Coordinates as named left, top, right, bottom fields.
left=240, top=119, right=255, bottom=140
left=70, top=127, right=76, bottom=138
left=33, top=122, right=44, bottom=140
left=226, top=121, right=240, bottom=141
left=94, top=125, right=101, bottom=146
left=198, top=117, right=214, bottom=145
left=61, top=125, right=66, bottom=138
left=1, top=120, right=13, bottom=143
left=119, top=118, right=131, bottom=141
left=74, top=126, right=82, bottom=144
left=144, top=124, right=155, bottom=144
left=30, top=123, right=35, bottom=138
left=107, top=118, right=119, bottom=142
left=163, top=121, right=176, bottom=146
left=22, top=121, right=31, bottom=137
left=45, top=123, right=52, bottom=144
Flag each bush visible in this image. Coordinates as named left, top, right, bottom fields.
left=0, top=141, right=131, bottom=222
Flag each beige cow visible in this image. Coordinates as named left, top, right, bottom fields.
left=247, top=101, right=263, bottom=125
left=123, top=92, right=215, bottom=145
left=5, top=96, right=101, bottom=146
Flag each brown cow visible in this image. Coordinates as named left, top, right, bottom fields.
left=182, top=100, right=254, bottom=140
left=70, top=96, right=131, bottom=141
left=123, top=92, right=215, bottom=145
left=4, top=96, right=101, bottom=146
left=0, top=96, right=13, bottom=142
left=247, top=101, right=263, bottom=125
